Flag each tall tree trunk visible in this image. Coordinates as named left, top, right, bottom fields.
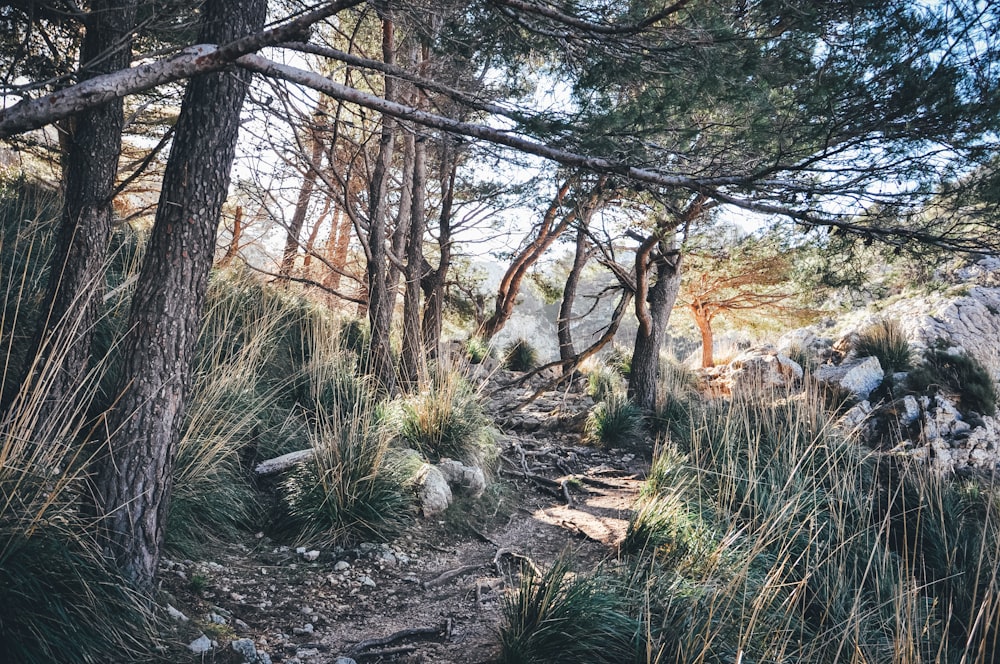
left=217, top=205, right=243, bottom=268
left=558, top=225, right=591, bottom=364
left=421, top=152, right=456, bottom=362
left=365, top=14, right=398, bottom=395
left=692, top=303, right=715, bottom=368
left=280, top=106, right=326, bottom=280
left=400, top=133, right=427, bottom=388
left=20, top=0, right=136, bottom=418
left=301, top=194, right=332, bottom=275
left=388, top=131, right=415, bottom=296
left=628, top=236, right=681, bottom=411
left=93, top=0, right=266, bottom=589
left=326, top=206, right=352, bottom=291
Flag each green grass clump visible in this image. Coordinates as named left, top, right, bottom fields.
left=464, top=336, right=491, bottom=364
left=584, top=392, right=645, bottom=448
left=854, top=318, right=912, bottom=374
left=907, top=348, right=997, bottom=416
left=398, top=372, right=497, bottom=468
left=282, top=402, right=415, bottom=546
left=504, top=338, right=538, bottom=372
left=498, top=557, right=641, bottom=664
left=586, top=363, right=623, bottom=402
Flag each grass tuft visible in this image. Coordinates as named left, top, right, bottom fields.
left=907, top=348, right=997, bottom=416
left=504, top=338, right=538, bottom=372
left=398, top=372, right=498, bottom=468
left=282, top=400, right=415, bottom=546
left=498, top=557, right=641, bottom=664
left=854, top=318, right=912, bottom=374
left=584, top=392, right=645, bottom=448
left=586, top=363, right=623, bottom=402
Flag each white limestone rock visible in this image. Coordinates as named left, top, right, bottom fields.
left=815, top=356, right=884, bottom=400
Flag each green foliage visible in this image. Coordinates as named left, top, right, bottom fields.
left=504, top=338, right=538, bottom=372
left=282, top=402, right=415, bottom=546
left=464, top=336, right=492, bottom=364
left=0, top=535, right=158, bottom=664
left=498, top=557, right=641, bottom=664
left=854, top=318, right=912, bottom=374
left=907, top=349, right=997, bottom=416
left=398, top=372, right=497, bottom=468
left=586, top=363, right=623, bottom=402
left=584, top=392, right=645, bottom=448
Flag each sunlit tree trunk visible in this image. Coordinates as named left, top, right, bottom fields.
left=94, top=0, right=266, bottom=589
left=692, top=302, right=715, bottom=368
left=558, top=225, right=591, bottom=364
left=629, top=232, right=681, bottom=411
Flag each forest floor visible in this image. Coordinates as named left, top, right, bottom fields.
left=159, top=388, right=646, bottom=664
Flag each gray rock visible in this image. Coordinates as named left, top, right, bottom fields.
left=335, top=658, right=358, bottom=664
left=725, top=348, right=803, bottom=393
left=293, top=623, right=314, bottom=636
left=436, top=459, right=487, bottom=498
left=188, top=634, right=214, bottom=654
left=334, top=560, right=351, bottom=572
left=231, top=638, right=272, bottom=664
left=899, top=395, right=921, bottom=425
left=417, top=464, right=453, bottom=516
left=816, top=356, right=884, bottom=400
left=166, top=604, right=188, bottom=622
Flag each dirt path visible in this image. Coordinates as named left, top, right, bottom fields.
left=160, top=435, right=643, bottom=664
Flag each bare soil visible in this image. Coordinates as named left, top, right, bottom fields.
left=158, top=432, right=645, bottom=664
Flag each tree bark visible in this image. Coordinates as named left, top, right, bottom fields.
left=628, top=236, right=681, bottom=411
left=421, top=151, right=456, bottom=362
left=217, top=205, right=243, bottom=268
left=280, top=104, right=327, bottom=280
left=93, top=0, right=266, bottom=589
left=692, top=303, right=715, bottom=368
left=558, top=225, right=591, bottom=363
left=20, top=0, right=136, bottom=422
left=400, top=133, right=427, bottom=389
left=365, top=15, right=399, bottom=396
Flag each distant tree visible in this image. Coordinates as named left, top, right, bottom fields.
left=680, top=228, right=819, bottom=368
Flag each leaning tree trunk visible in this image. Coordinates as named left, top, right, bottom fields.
left=20, top=0, right=136, bottom=420
left=93, top=0, right=266, bottom=589
left=629, top=238, right=681, bottom=411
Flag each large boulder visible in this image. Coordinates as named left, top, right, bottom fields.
left=436, top=459, right=487, bottom=498
left=415, top=464, right=453, bottom=517
left=722, top=347, right=803, bottom=393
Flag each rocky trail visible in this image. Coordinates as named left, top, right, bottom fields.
left=159, top=376, right=645, bottom=664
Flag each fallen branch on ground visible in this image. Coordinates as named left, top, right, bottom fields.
left=347, top=625, right=445, bottom=656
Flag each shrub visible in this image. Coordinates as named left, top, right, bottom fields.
left=584, top=392, right=645, bottom=448
left=854, top=318, right=912, bottom=374
left=282, top=402, right=415, bottom=545
left=399, top=373, right=497, bottom=468
left=586, top=363, right=623, bottom=402
left=907, top=348, right=997, bottom=416
left=498, top=557, right=641, bottom=664
left=504, top=338, right=538, bottom=372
